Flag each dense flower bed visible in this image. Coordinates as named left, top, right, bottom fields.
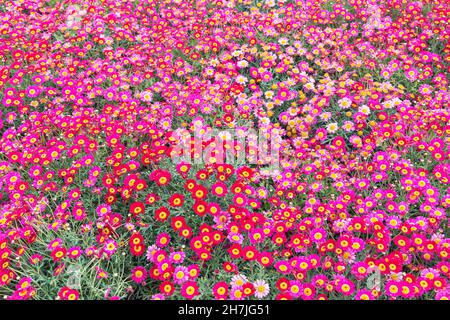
left=0, top=0, right=449, bottom=300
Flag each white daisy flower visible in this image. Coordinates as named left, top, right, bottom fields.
left=253, top=279, right=270, bottom=299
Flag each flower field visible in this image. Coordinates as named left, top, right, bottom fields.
left=0, top=0, right=449, bottom=300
